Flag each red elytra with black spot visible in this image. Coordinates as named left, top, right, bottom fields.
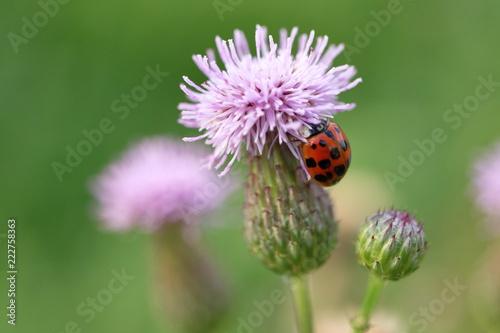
left=299, top=119, right=351, bottom=187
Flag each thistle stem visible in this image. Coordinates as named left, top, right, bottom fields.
left=352, top=274, right=386, bottom=333
left=290, top=275, right=313, bottom=333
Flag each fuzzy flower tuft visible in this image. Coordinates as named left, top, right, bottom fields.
left=179, top=25, right=361, bottom=176
left=472, top=141, right=500, bottom=236
left=90, top=137, right=233, bottom=232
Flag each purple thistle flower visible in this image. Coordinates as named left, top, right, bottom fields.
left=472, top=141, right=500, bottom=236
left=179, top=25, right=361, bottom=176
left=90, top=136, right=233, bottom=232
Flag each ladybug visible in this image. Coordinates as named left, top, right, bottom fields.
left=299, top=119, right=351, bottom=187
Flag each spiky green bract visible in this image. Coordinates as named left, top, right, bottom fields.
left=244, top=143, right=337, bottom=276
left=355, top=210, right=427, bottom=281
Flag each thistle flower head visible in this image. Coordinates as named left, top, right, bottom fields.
left=472, top=141, right=500, bottom=236
left=179, top=25, right=361, bottom=175
left=90, top=136, right=232, bottom=231
left=244, top=145, right=337, bottom=276
left=355, top=210, right=427, bottom=280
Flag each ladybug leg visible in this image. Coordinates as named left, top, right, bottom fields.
left=289, top=136, right=301, bottom=143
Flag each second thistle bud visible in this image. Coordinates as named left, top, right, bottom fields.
left=244, top=144, right=337, bottom=276
left=355, top=210, right=428, bottom=280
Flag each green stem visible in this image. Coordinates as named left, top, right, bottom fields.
left=352, top=275, right=387, bottom=333
left=290, top=275, right=313, bottom=333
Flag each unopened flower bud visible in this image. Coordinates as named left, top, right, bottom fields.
left=355, top=210, right=427, bottom=280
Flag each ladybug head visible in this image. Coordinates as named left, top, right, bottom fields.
left=299, top=118, right=329, bottom=138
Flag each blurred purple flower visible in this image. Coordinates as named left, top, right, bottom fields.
left=472, top=141, right=500, bottom=236
left=178, top=25, right=361, bottom=176
left=90, top=137, right=234, bottom=232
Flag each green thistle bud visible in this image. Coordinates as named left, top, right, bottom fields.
left=244, top=143, right=337, bottom=276
left=355, top=210, right=427, bottom=280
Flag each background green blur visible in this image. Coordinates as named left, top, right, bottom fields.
left=1, top=1, right=500, bottom=332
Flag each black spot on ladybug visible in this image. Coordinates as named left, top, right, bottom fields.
left=334, top=165, right=346, bottom=177
left=325, top=130, right=335, bottom=139
left=330, top=147, right=340, bottom=159
left=334, top=126, right=341, bottom=133
left=318, top=159, right=331, bottom=169
left=319, top=139, right=327, bottom=147
left=311, top=143, right=317, bottom=149
left=340, top=140, right=348, bottom=151
left=305, top=158, right=317, bottom=168
left=314, top=174, right=328, bottom=183
left=347, top=156, right=351, bottom=166
left=326, top=172, right=333, bottom=179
